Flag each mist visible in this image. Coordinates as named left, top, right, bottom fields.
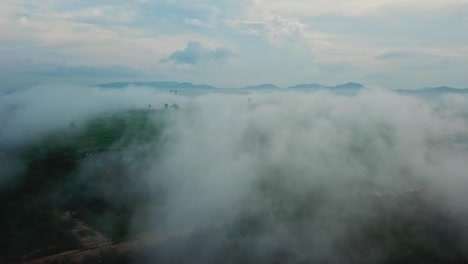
left=0, top=85, right=188, bottom=147
left=147, top=89, right=468, bottom=262
left=2, top=85, right=468, bottom=263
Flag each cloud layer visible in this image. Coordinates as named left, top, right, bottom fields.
left=0, top=0, right=467, bottom=88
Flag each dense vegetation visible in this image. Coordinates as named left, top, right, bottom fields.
left=0, top=109, right=166, bottom=260
left=1, top=108, right=468, bottom=263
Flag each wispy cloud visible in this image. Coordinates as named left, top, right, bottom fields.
left=22, top=64, right=141, bottom=78
left=183, top=18, right=213, bottom=28
left=249, top=0, right=468, bottom=17
left=376, top=51, right=418, bottom=60
left=225, top=15, right=305, bottom=46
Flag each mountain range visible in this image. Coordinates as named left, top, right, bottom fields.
left=97, top=81, right=362, bottom=91
left=97, top=81, right=468, bottom=95
left=288, top=82, right=364, bottom=91
left=97, top=81, right=218, bottom=90
left=244, top=83, right=280, bottom=90
left=394, top=86, right=468, bottom=95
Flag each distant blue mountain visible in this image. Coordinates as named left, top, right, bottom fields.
left=97, top=81, right=468, bottom=96
left=288, top=82, right=364, bottom=93
left=97, top=81, right=367, bottom=92
left=395, top=86, right=468, bottom=95
left=244, top=83, right=280, bottom=90
left=97, top=81, right=219, bottom=90
left=334, top=82, right=364, bottom=90
left=289, top=83, right=328, bottom=90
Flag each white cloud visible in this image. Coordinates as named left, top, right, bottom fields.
left=250, top=0, right=468, bottom=17
left=225, top=9, right=381, bottom=68
left=225, top=16, right=305, bottom=46
left=59, top=6, right=135, bottom=23
left=182, top=18, right=215, bottom=28
left=0, top=2, right=221, bottom=71
left=0, top=0, right=467, bottom=88
left=0, top=0, right=21, bottom=18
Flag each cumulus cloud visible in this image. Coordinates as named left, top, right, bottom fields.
left=161, top=41, right=234, bottom=65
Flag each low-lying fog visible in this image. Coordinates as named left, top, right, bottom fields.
left=2, top=85, right=468, bottom=263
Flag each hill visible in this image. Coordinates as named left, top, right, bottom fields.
left=0, top=109, right=166, bottom=260
left=395, top=86, right=468, bottom=95
left=288, top=83, right=328, bottom=90
left=288, top=82, right=364, bottom=93
left=3, top=107, right=468, bottom=263
left=244, top=83, right=280, bottom=90
left=97, top=81, right=218, bottom=90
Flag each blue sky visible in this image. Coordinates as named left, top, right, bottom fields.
left=0, top=0, right=467, bottom=88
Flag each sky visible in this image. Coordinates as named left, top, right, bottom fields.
left=0, top=0, right=467, bottom=89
